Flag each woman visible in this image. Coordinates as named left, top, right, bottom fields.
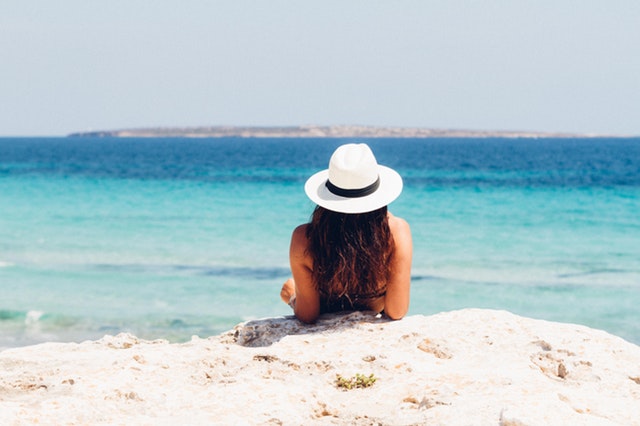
left=280, top=143, right=412, bottom=323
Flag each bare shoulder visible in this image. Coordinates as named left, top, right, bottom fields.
left=388, top=213, right=411, bottom=237
left=388, top=213, right=412, bottom=255
left=291, top=224, right=309, bottom=244
left=290, top=224, right=310, bottom=260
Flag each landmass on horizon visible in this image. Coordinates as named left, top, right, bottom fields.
left=68, top=125, right=611, bottom=139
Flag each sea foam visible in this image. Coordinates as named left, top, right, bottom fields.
left=25, top=311, right=44, bottom=325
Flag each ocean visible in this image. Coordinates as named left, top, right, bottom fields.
left=1, top=137, right=639, bottom=349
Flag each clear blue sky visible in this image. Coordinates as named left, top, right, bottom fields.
left=2, top=1, right=639, bottom=136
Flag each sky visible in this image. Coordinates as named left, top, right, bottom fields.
left=1, top=1, right=639, bottom=136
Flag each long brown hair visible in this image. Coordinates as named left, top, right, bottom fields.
left=305, top=205, right=394, bottom=301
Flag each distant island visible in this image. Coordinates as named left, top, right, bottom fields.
left=68, top=125, right=603, bottom=139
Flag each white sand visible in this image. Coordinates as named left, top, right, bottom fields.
left=1, top=309, right=639, bottom=425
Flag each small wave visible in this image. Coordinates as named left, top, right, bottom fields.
left=199, top=266, right=290, bottom=279
left=0, top=309, right=47, bottom=325
left=91, top=263, right=290, bottom=279
left=0, top=261, right=14, bottom=268
left=557, top=268, right=631, bottom=279
left=411, top=275, right=441, bottom=282
left=0, top=310, right=24, bottom=321
left=25, top=310, right=44, bottom=325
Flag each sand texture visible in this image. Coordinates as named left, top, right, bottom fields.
left=1, top=309, right=639, bottom=425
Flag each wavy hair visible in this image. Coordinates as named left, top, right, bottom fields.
left=305, top=206, right=394, bottom=303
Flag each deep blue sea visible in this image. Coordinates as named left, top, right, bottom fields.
left=1, top=137, right=639, bottom=349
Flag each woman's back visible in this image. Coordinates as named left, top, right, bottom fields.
left=280, top=143, right=412, bottom=323
left=306, top=206, right=393, bottom=311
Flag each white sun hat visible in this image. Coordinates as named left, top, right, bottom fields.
left=304, top=143, right=403, bottom=214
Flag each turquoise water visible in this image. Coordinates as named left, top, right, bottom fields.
left=1, top=137, right=639, bottom=348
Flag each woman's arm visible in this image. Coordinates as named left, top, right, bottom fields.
left=383, top=215, right=413, bottom=320
left=286, top=224, right=321, bottom=323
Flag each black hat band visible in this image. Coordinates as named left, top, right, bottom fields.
left=325, top=176, right=380, bottom=198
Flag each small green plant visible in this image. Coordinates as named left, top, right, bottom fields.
left=335, top=373, right=377, bottom=390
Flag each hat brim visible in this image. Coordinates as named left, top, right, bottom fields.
left=304, top=165, right=403, bottom=214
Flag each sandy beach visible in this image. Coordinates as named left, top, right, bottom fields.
left=1, top=309, right=639, bottom=425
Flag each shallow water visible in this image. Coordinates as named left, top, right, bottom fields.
left=1, top=137, right=639, bottom=347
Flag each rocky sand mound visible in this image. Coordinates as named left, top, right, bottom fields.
left=1, top=309, right=639, bottom=425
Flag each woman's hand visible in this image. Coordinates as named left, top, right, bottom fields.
left=280, top=278, right=296, bottom=305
